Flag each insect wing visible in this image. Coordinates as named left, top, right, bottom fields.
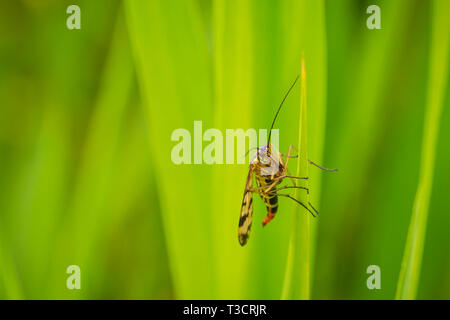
left=238, top=168, right=254, bottom=246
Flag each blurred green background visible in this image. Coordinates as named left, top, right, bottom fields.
left=0, top=0, right=449, bottom=299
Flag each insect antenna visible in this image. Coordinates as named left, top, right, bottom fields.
left=267, top=75, right=300, bottom=155
left=245, top=147, right=262, bottom=164
left=245, top=147, right=259, bottom=158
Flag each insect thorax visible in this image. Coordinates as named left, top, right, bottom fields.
left=250, top=145, right=283, bottom=177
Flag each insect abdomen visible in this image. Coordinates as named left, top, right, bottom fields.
left=261, top=194, right=278, bottom=226
left=256, top=176, right=280, bottom=226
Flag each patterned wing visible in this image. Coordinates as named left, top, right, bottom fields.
left=238, top=167, right=254, bottom=246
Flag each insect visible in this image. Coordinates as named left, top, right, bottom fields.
left=238, top=76, right=337, bottom=246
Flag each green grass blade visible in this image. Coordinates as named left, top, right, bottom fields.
left=282, top=57, right=311, bottom=299
left=296, top=0, right=328, bottom=294
left=280, top=0, right=327, bottom=300
left=48, top=12, right=134, bottom=298
left=0, top=237, right=23, bottom=299
left=125, top=0, right=214, bottom=298
left=317, top=0, right=418, bottom=298
left=103, top=109, right=173, bottom=299
left=211, top=0, right=262, bottom=299
left=396, top=0, right=450, bottom=300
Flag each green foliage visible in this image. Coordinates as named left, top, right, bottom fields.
left=0, top=0, right=449, bottom=299
left=282, top=57, right=312, bottom=300
left=396, top=0, right=450, bottom=300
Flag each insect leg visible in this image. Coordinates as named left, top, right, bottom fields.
left=281, top=145, right=295, bottom=172
left=268, top=180, right=318, bottom=216
left=280, top=154, right=298, bottom=158
left=255, top=174, right=308, bottom=194
left=281, top=146, right=311, bottom=190
left=283, top=146, right=316, bottom=213
left=261, top=178, right=285, bottom=195
left=249, top=183, right=304, bottom=194
left=278, top=146, right=296, bottom=187
left=260, top=174, right=308, bottom=195
left=248, top=186, right=271, bottom=193
left=308, top=159, right=338, bottom=172
left=270, top=186, right=309, bottom=193
left=276, top=193, right=316, bottom=217
left=284, top=168, right=300, bottom=188
left=250, top=175, right=308, bottom=195
left=268, top=189, right=319, bottom=216
left=266, top=186, right=312, bottom=208
left=283, top=175, right=308, bottom=180
left=308, top=201, right=319, bottom=216
left=280, top=144, right=338, bottom=172
left=279, top=144, right=299, bottom=159
left=265, top=174, right=308, bottom=182
left=265, top=186, right=308, bottom=199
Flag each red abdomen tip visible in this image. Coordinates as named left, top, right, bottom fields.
left=262, top=216, right=273, bottom=226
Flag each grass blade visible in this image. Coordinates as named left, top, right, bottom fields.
left=282, top=57, right=311, bottom=299
left=396, top=0, right=450, bottom=300
left=48, top=11, right=134, bottom=298
left=211, top=0, right=255, bottom=299
left=125, top=0, right=214, bottom=298
left=317, top=0, right=418, bottom=298
left=0, top=238, right=23, bottom=299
